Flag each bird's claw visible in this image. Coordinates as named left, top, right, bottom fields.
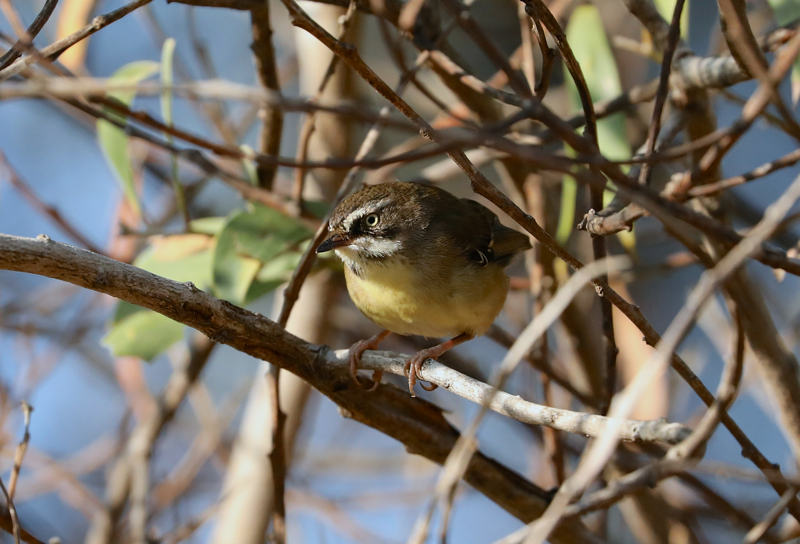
left=348, top=336, right=385, bottom=391
left=404, top=355, right=439, bottom=397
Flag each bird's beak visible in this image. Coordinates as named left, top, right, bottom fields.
left=316, top=233, right=350, bottom=253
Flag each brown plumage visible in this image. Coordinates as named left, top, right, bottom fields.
left=317, top=181, right=530, bottom=395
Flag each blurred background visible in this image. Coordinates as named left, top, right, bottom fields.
left=2, top=0, right=800, bottom=542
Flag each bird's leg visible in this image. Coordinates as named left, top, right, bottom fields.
left=348, top=330, right=391, bottom=391
left=405, top=332, right=475, bottom=396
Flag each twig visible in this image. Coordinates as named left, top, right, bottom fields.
left=170, top=6, right=237, bottom=144
left=0, top=0, right=154, bottom=81
left=682, top=27, right=800, bottom=188
left=686, top=147, right=800, bottom=198
left=337, top=348, right=690, bottom=445
left=266, top=365, right=286, bottom=544
left=150, top=386, right=243, bottom=509
left=664, top=304, right=744, bottom=460
left=504, top=105, right=800, bottom=278
left=578, top=108, right=684, bottom=235
left=161, top=502, right=218, bottom=544
left=277, top=0, right=431, bottom=137
left=438, top=483, right=458, bottom=544
left=717, top=0, right=800, bottom=138
left=531, top=14, right=556, bottom=98
left=744, top=488, right=797, bottom=544
left=173, top=0, right=446, bottom=49
left=250, top=0, right=284, bottom=188
left=292, top=0, right=358, bottom=211
left=439, top=0, right=530, bottom=97
left=486, top=325, right=600, bottom=408
left=676, top=472, right=773, bottom=541
left=0, top=0, right=28, bottom=41
left=636, top=0, right=685, bottom=187
left=138, top=7, right=230, bottom=147
left=717, top=0, right=768, bottom=79
left=8, top=402, right=33, bottom=501
left=289, top=488, right=409, bottom=544
left=0, top=479, right=20, bottom=544
left=23, top=90, right=311, bottom=219
left=0, top=0, right=59, bottom=69
left=719, top=87, right=797, bottom=136
left=518, top=5, right=536, bottom=92
left=427, top=49, right=528, bottom=108
left=0, top=402, right=37, bottom=544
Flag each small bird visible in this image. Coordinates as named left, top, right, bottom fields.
left=316, top=181, right=531, bottom=395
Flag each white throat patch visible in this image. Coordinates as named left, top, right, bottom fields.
left=335, top=236, right=401, bottom=274
left=357, top=236, right=401, bottom=257
left=336, top=237, right=401, bottom=260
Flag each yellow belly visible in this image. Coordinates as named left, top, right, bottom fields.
left=343, top=257, right=509, bottom=338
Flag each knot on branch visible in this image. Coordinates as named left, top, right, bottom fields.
left=519, top=0, right=535, bottom=19
left=663, top=171, right=693, bottom=201
left=632, top=418, right=693, bottom=446
left=577, top=208, right=634, bottom=237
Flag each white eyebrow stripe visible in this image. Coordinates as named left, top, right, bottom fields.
left=341, top=198, right=391, bottom=231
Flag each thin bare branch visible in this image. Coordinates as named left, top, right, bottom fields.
left=0, top=0, right=59, bottom=69
left=0, top=0, right=154, bottom=81
left=340, top=349, right=691, bottom=445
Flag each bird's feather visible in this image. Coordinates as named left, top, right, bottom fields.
left=447, top=199, right=531, bottom=268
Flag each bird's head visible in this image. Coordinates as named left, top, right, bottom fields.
left=316, top=183, right=428, bottom=270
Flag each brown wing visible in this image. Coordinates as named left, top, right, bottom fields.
left=449, top=199, right=531, bottom=268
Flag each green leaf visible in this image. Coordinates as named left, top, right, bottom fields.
left=616, top=229, right=638, bottom=257
left=112, top=233, right=213, bottom=323
left=654, top=0, right=689, bottom=39
left=214, top=247, right=261, bottom=305
left=113, top=301, right=144, bottom=323
left=213, top=205, right=312, bottom=303
left=134, top=234, right=214, bottom=288
left=768, top=0, right=800, bottom=25
left=240, top=144, right=259, bottom=186
left=566, top=5, right=629, bottom=161
left=105, top=61, right=160, bottom=106
left=108, top=233, right=214, bottom=359
left=245, top=250, right=304, bottom=303
left=160, top=39, right=188, bottom=220
left=556, top=175, right=577, bottom=245
left=255, top=247, right=305, bottom=283
left=303, top=200, right=331, bottom=220
left=160, top=40, right=176, bottom=126
left=97, top=121, right=139, bottom=216
left=190, top=217, right=227, bottom=235
left=97, top=61, right=160, bottom=218
left=104, top=311, right=185, bottom=361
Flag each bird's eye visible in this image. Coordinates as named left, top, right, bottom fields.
left=365, top=213, right=380, bottom=227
